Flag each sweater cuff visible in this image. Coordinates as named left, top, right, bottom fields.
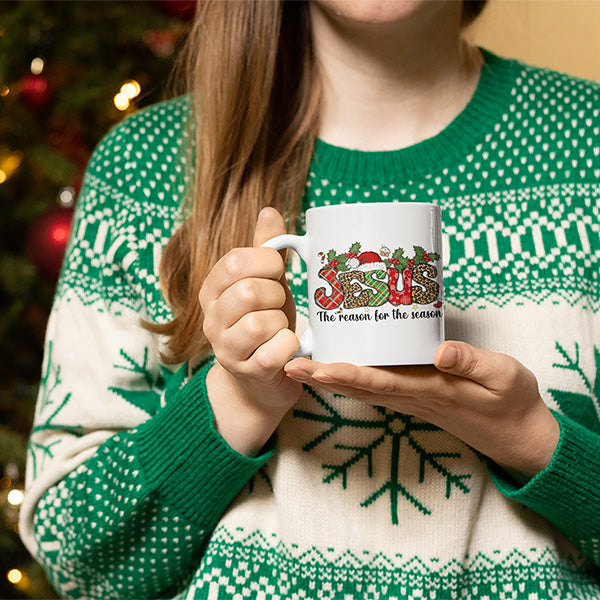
left=488, top=410, right=600, bottom=541
left=133, top=362, right=273, bottom=528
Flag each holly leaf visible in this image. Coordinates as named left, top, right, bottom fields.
left=388, top=248, right=408, bottom=270
left=327, top=249, right=337, bottom=262
left=547, top=388, right=600, bottom=434
left=413, top=245, right=426, bottom=265
left=349, top=242, right=361, bottom=254
left=336, top=254, right=349, bottom=267
left=428, top=252, right=441, bottom=262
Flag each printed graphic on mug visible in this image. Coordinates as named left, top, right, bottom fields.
left=314, top=243, right=443, bottom=320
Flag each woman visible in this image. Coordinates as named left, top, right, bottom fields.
left=20, top=1, right=600, bottom=598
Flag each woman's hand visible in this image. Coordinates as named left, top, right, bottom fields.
left=284, top=341, right=560, bottom=483
left=200, top=207, right=301, bottom=456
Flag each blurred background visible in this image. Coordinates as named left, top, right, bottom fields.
left=0, top=0, right=598, bottom=598
left=0, top=1, right=193, bottom=597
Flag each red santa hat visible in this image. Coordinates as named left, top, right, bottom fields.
left=356, top=251, right=387, bottom=272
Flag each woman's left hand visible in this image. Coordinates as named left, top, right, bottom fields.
left=284, top=341, right=560, bottom=483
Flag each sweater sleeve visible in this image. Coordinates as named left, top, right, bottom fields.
left=19, top=102, right=272, bottom=599
left=30, top=362, right=272, bottom=599
left=488, top=410, right=600, bottom=566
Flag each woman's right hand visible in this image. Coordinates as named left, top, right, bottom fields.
left=199, top=207, right=302, bottom=456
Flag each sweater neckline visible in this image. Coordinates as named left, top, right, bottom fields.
left=310, top=48, right=517, bottom=184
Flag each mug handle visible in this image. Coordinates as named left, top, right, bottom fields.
left=261, top=234, right=313, bottom=358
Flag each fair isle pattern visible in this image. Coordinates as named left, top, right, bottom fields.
left=181, top=527, right=598, bottom=600
left=287, top=61, right=600, bottom=318
left=34, top=432, right=204, bottom=600
left=21, top=51, right=600, bottom=600
left=56, top=96, right=191, bottom=322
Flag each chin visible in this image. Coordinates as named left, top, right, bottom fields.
left=313, top=0, right=444, bottom=25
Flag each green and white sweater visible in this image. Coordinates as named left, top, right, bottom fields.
left=20, top=49, right=600, bottom=599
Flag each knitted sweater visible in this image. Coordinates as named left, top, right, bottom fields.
left=20, top=49, right=600, bottom=599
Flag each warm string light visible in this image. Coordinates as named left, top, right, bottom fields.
left=114, top=79, right=141, bottom=111
left=30, top=57, right=45, bottom=75
left=0, top=150, right=24, bottom=183
left=7, top=489, right=24, bottom=506
left=7, top=569, right=22, bottom=584
left=59, top=185, right=76, bottom=208
left=6, top=568, right=29, bottom=591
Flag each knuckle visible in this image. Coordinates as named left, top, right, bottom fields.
left=237, top=278, right=258, bottom=306
left=254, top=348, right=280, bottom=374
left=243, top=312, right=264, bottom=339
left=222, top=249, right=245, bottom=280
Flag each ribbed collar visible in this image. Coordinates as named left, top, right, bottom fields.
left=309, top=48, right=518, bottom=184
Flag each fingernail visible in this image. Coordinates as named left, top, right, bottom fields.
left=437, top=344, right=459, bottom=369
left=286, top=368, right=311, bottom=383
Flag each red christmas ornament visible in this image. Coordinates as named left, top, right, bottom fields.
left=152, top=0, right=197, bottom=20
left=19, top=73, right=52, bottom=109
left=143, top=29, right=179, bottom=58
left=27, top=206, right=74, bottom=281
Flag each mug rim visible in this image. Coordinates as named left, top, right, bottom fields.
left=305, top=201, right=440, bottom=215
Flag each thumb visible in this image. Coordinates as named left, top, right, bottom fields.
left=253, top=206, right=287, bottom=247
left=434, top=341, right=495, bottom=386
left=253, top=206, right=297, bottom=333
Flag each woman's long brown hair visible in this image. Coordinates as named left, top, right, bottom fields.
left=149, top=0, right=488, bottom=365
left=147, top=0, right=321, bottom=364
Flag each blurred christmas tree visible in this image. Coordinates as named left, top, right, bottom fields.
left=0, top=1, right=194, bottom=597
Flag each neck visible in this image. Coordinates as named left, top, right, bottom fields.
left=310, top=2, right=482, bottom=151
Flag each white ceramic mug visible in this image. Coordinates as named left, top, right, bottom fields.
left=263, top=202, right=444, bottom=365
